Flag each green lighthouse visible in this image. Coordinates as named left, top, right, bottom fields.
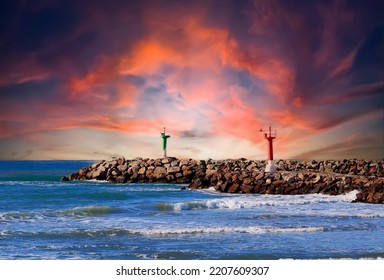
left=160, top=127, right=170, bottom=158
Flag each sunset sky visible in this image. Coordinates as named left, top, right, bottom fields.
left=0, top=0, right=383, bottom=160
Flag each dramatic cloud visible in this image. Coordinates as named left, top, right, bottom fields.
left=0, top=0, right=382, bottom=160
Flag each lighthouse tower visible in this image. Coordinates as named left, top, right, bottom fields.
left=260, top=126, right=277, bottom=173
left=160, top=127, right=170, bottom=158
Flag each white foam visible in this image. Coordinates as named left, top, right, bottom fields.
left=161, top=190, right=384, bottom=219
left=0, top=230, right=10, bottom=236
left=337, top=190, right=359, bottom=201
left=180, top=190, right=361, bottom=209
left=196, top=187, right=219, bottom=195
left=84, top=179, right=109, bottom=183
left=131, top=225, right=324, bottom=236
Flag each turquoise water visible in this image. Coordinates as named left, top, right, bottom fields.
left=1, top=161, right=384, bottom=260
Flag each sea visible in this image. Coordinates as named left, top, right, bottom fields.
left=1, top=160, right=384, bottom=260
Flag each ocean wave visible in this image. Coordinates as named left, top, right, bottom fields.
left=0, top=212, right=38, bottom=221
left=0, top=180, right=61, bottom=187
left=58, top=205, right=125, bottom=216
left=0, top=226, right=325, bottom=239
left=0, top=230, right=13, bottom=236
left=128, top=225, right=325, bottom=236
left=157, top=190, right=361, bottom=211
left=0, top=205, right=124, bottom=222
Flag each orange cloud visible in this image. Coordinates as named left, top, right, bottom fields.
left=61, top=12, right=241, bottom=140
left=269, top=110, right=315, bottom=132
left=117, top=15, right=232, bottom=74
left=66, top=13, right=234, bottom=109
left=208, top=85, right=264, bottom=143
left=127, top=15, right=233, bottom=99
left=67, top=55, right=139, bottom=109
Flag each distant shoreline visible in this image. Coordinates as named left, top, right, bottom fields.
left=63, top=157, right=384, bottom=204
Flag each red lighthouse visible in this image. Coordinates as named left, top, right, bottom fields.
left=260, top=126, right=277, bottom=173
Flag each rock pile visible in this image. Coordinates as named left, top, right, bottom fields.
left=353, top=178, right=384, bottom=204
left=188, top=159, right=382, bottom=197
left=63, top=157, right=202, bottom=184
left=63, top=158, right=384, bottom=204
left=277, top=159, right=383, bottom=177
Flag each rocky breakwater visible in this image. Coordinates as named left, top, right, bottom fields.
left=63, top=157, right=203, bottom=184
left=189, top=159, right=384, bottom=204
left=63, top=158, right=384, bottom=204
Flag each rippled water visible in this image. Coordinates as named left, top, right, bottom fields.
left=1, top=161, right=383, bottom=260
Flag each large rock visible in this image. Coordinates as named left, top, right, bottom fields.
left=92, top=167, right=106, bottom=180
left=153, top=167, right=167, bottom=179
left=138, top=167, right=146, bottom=175
left=228, top=183, right=240, bottom=193
left=167, top=166, right=180, bottom=174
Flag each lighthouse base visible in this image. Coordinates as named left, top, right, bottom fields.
left=265, top=160, right=277, bottom=173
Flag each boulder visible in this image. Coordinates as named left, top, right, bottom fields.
left=78, top=168, right=88, bottom=177
left=179, top=159, right=190, bottom=166
left=92, top=169, right=106, bottom=180
left=219, top=182, right=231, bottom=192
left=205, top=169, right=217, bottom=177
left=145, top=169, right=154, bottom=178
left=128, top=166, right=139, bottom=175
left=255, top=172, right=264, bottom=181
left=312, top=174, right=322, bottom=184
left=240, top=184, right=254, bottom=193
left=167, top=166, right=180, bottom=174
left=115, top=175, right=127, bottom=183
left=118, top=164, right=128, bottom=173
left=189, top=177, right=203, bottom=189
left=228, top=183, right=240, bottom=193
left=166, top=175, right=175, bottom=182
left=171, top=160, right=179, bottom=167
left=138, top=167, right=146, bottom=175
left=153, top=167, right=167, bottom=179
left=177, top=177, right=190, bottom=184
left=242, top=177, right=254, bottom=185
left=283, top=174, right=296, bottom=184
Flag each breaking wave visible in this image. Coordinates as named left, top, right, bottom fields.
left=0, top=205, right=124, bottom=222
left=58, top=205, right=124, bottom=216
left=157, top=190, right=361, bottom=211
left=0, top=225, right=325, bottom=238
left=131, top=225, right=325, bottom=236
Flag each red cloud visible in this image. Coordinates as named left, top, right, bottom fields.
left=207, top=85, right=264, bottom=143
left=64, top=13, right=238, bottom=135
